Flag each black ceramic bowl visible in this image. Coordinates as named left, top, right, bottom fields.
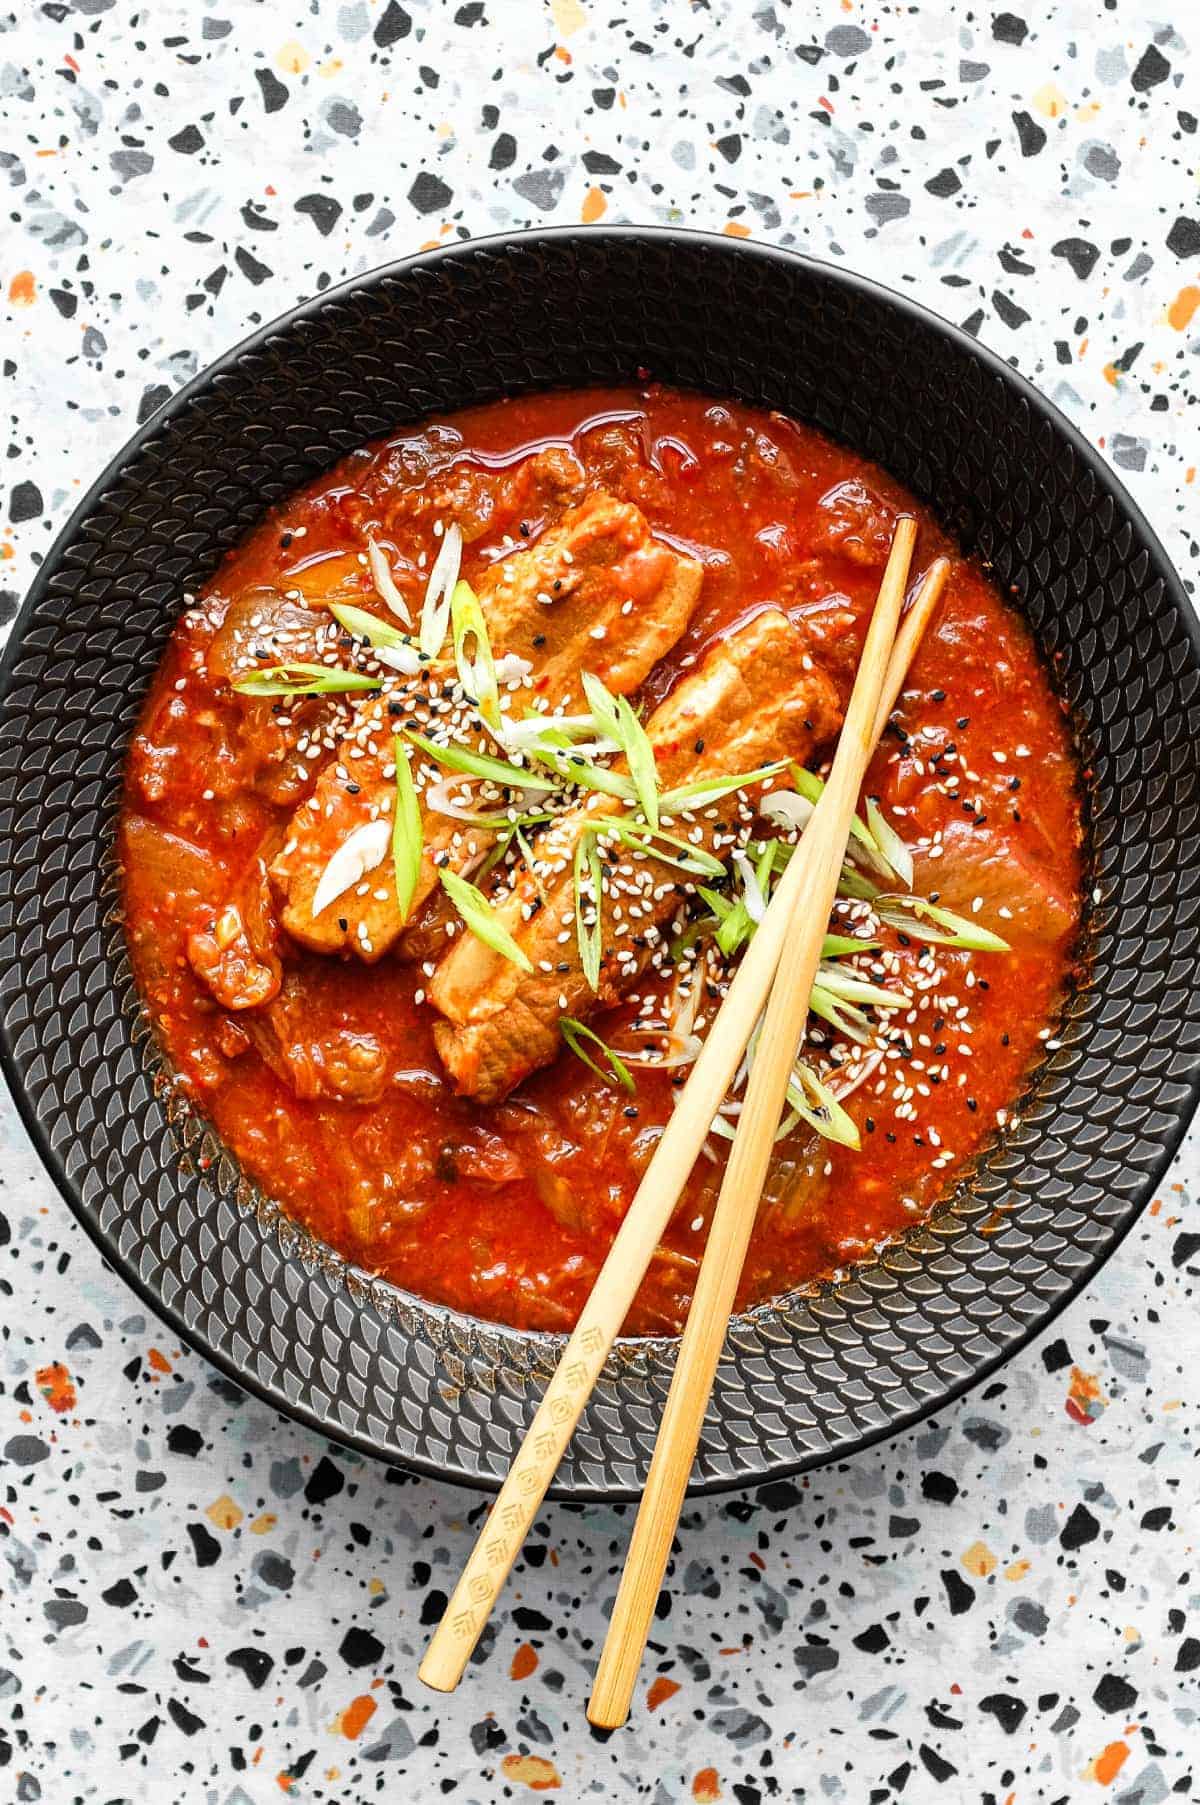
left=2, top=228, right=1198, bottom=1499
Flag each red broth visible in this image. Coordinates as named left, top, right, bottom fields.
left=121, top=387, right=1083, bottom=1335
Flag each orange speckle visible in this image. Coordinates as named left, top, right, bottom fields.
left=961, top=1540, right=997, bottom=1578
left=581, top=186, right=607, bottom=224
left=501, top=1754, right=561, bottom=1792
left=0, top=544, right=12, bottom=560
left=1167, top=285, right=1200, bottom=331
left=147, top=1346, right=172, bottom=1374
left=1003, top=1558, right=1031, bottom=1581
left=724, top=222, right=751, bottom=239
left=275, top=1777, right=295, bottom=1795
left=250, top=1512, right=277, bottom=1535
left=63, top=53, right=79, bottom=73
left=510, top=1642, right=538, bottom=1681
left=748, top=1551, right=765, bottom=1571
left=336, top=1694, right=377, bottom=1740
left=554, top=45, right=572, bottom=64
left=647, top=1676, right=681, bottom=1710
left=1085, top=1740, right=1130, bottom=1785
left=693, top=1768, right=721, bottom=1803
left=8, top=271, right=35, bottom=307
left=1101, top=363, right=1120, bottom=388
left=205, top=1494, right=244, bottom=1531
left=35, top=1362, right=76, bottom=1414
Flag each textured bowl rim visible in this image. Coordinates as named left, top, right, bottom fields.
left=2, top=223, right=1198, bottom=1499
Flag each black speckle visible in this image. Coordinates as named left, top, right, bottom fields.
left=921, top=1470, right=958, bottom=1505
left=101, top=1577, right=138, bottom=1608
left=304, top=1455, right=345, bottom=1506
left=925, top=167, right=961, bottom=197
left=234, top=246, right=273, bottom=286
left=980, top=1693, right=1027, bottom=1735
left=512, top=1606, right=552, bottom=1632
left=941, top=1569, right=975, bottom=1615
left=1176, top=1638, right=1200, bottom=1673
left=756, top=1479, right=801, bottom=1511
left=8, top=480, right=42, bottom=524
left=490, top=132, right=516, bottom=170
left=137, top=384, right=172, bottom=426
left=715, top=134, right=742, bottom=164
left=295, top=194, right=343, bottom=237
left=852, top=1623, right=890, bottom=1654
left=1052, top=237, right=1100, bottom=280
left=1172, top=1230, right=1200, bottom=1268
left=1041, top=1336, right=1072, bottom=1372
left=1167, top=215, right=1200, bottom=259
left=1060, top=1503, right=1100, bottom=1551
left=992, top=290, right=1030, bottom=329
left=373, top=0, right=412, bottom=45
left=794, top=1640, right=839, bottom=1679
left=166, top=1699, right=205, bottom=1737
left=49, top=287, right=77, bottom=319
left=226, top=1646, right=275, bottom=1689
left=168, top=123, right=204, bottom=155
left=408, top=171, right=453, bottom=215
left=255, top=68, right=288, bottom=113
left=65, top=1321, right=100, bottom=1351
left=582, top=150, right=620, bottom=175
left=992, top=12, right=1027, bottom=44
left=339, top=1626, right=384, bottom=1670
left=186, top=1523, right=221, bottom=1568
left=1012, top=110, right=1046, bottom=157
left=918, top=1744, right=958, bottom=1783
left=1131, top=44, right=1170, bottom=91
left=1141, top=1504, right=1172, bottom=1532
left=1092, top=1672, right=1137, bottom=1715
left=420, top=1588, right=449, bottom=1626
left=167, top=1423, right=204, bottom=1457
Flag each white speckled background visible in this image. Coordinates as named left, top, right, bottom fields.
left=2, top=2, right=1198, bottom=1800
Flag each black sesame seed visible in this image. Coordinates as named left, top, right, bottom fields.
left=931, top=688, right=945, bottom=702
left=694, top=737, right=706, bottom=754
left=280, top=532, right=293, bottom=548
left=966, top=1096, right=978, bottom=1112
left=388, top=700, right=403, bottom=716
left=623, top=1105, right=639, bottom=1119
left=532, top=634, right=546, bottom=647
left=338, top=917, right=348, bottom=932
left=956, top=716, right=969, bottom=729
left=346, top=782, right=361, bottom=796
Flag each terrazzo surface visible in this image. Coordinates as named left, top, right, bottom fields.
left=2, top=1, right=1199, bottom=1799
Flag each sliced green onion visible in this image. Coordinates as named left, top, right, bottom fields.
left=658, top=760, right=789, bottom=814
left=405, top=730, right=555, bottom=794
left=560, top=1016, right=635, bottom=1093
left=837, top=862, right=880, bottom=903
left=789, top=763, right=881, bottom=864
left=582, top=672, right=659, bottom=829
left=786, top=1060, right=861, bottom=1149
left=528, top=743, right=637, bottom=801
left=438, top=867, right=532, bottom=972
left=367, top=537, right=413, bottom=624
left=450, top=578, right=500, bottom=727
left=419, top=521, right=462, bottom=658
left=865, top=797, right=913, bottom=887
left=595, top=819, right=724, bottom=878
left=391, top=737, right=422, bottom=922
left=231, top=661, right=380, bottom=697
left=573, top=832, right=604, bottom=991
left=822, top=933, right=881, bottom=959
left=808, top=986, right=874, bottom=1045
left=814, top=964, right=909, bottom=1010
left=876, top=893, right=1010, bottom=952
left=329, top=601, right=411, bottom=650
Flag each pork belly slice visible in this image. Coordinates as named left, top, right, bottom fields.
left=269, top=492, right=702, bottom=961
left=429, top=608, right=842, bottom=1103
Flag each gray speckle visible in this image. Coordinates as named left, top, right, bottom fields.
left=512, top=167, right=565, bottom=212
left=1082, top=141, right=1121, bottom=182
left=826, top=25, right=871, bottom=57
left=324, top=99, right=363, bottom=139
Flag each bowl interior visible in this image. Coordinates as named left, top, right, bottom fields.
left=2, top=229, right=1198, bottom=1498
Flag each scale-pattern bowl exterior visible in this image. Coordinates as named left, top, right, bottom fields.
left=1, top=228, right=1197, bottom=1499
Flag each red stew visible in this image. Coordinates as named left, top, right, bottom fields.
left=121, top=387, right=1083, bottom=1335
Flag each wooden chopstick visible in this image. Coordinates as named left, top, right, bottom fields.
left=587, top=526, right=939, bottom=1726
left=419, top=528, right=943, bottom=1697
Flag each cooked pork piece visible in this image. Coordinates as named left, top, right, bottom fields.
left=186, top=849, right=283, bottom=1011
left=269, top=492, right=703, bottom=961
left=429, top=608, right=842, bottom=1102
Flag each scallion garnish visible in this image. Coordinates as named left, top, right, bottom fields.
left=573, top=833, right=604, bottom=991
left=366, top=537, right=413, bottom=624
left=438, top=867, right=533, bottom=972
left=582, top=672, right=660, bottom=829
left=657, top=760, right=789, bottom=814
left=527, top=742, right=637, bottom=802
left=560, top=1017, right=635, bottom=1093
left=875, top=893, right=1010, bottom=952
left=391, top=736, right=422, bottom=923
left=593, top=818, right=725, bottom=878
left=329, top=601, right=411, bottom=650
left=231, top=662, right=380, bottom=697
left=405, top=731, right=555, bottom=794
left=784, top=1061, right=862, bottom=1150
left=865, top=797, right=914, bottom=887
left=450, top=578, right=500, bottom=726
left=419, top=521, right=463, bottom=658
